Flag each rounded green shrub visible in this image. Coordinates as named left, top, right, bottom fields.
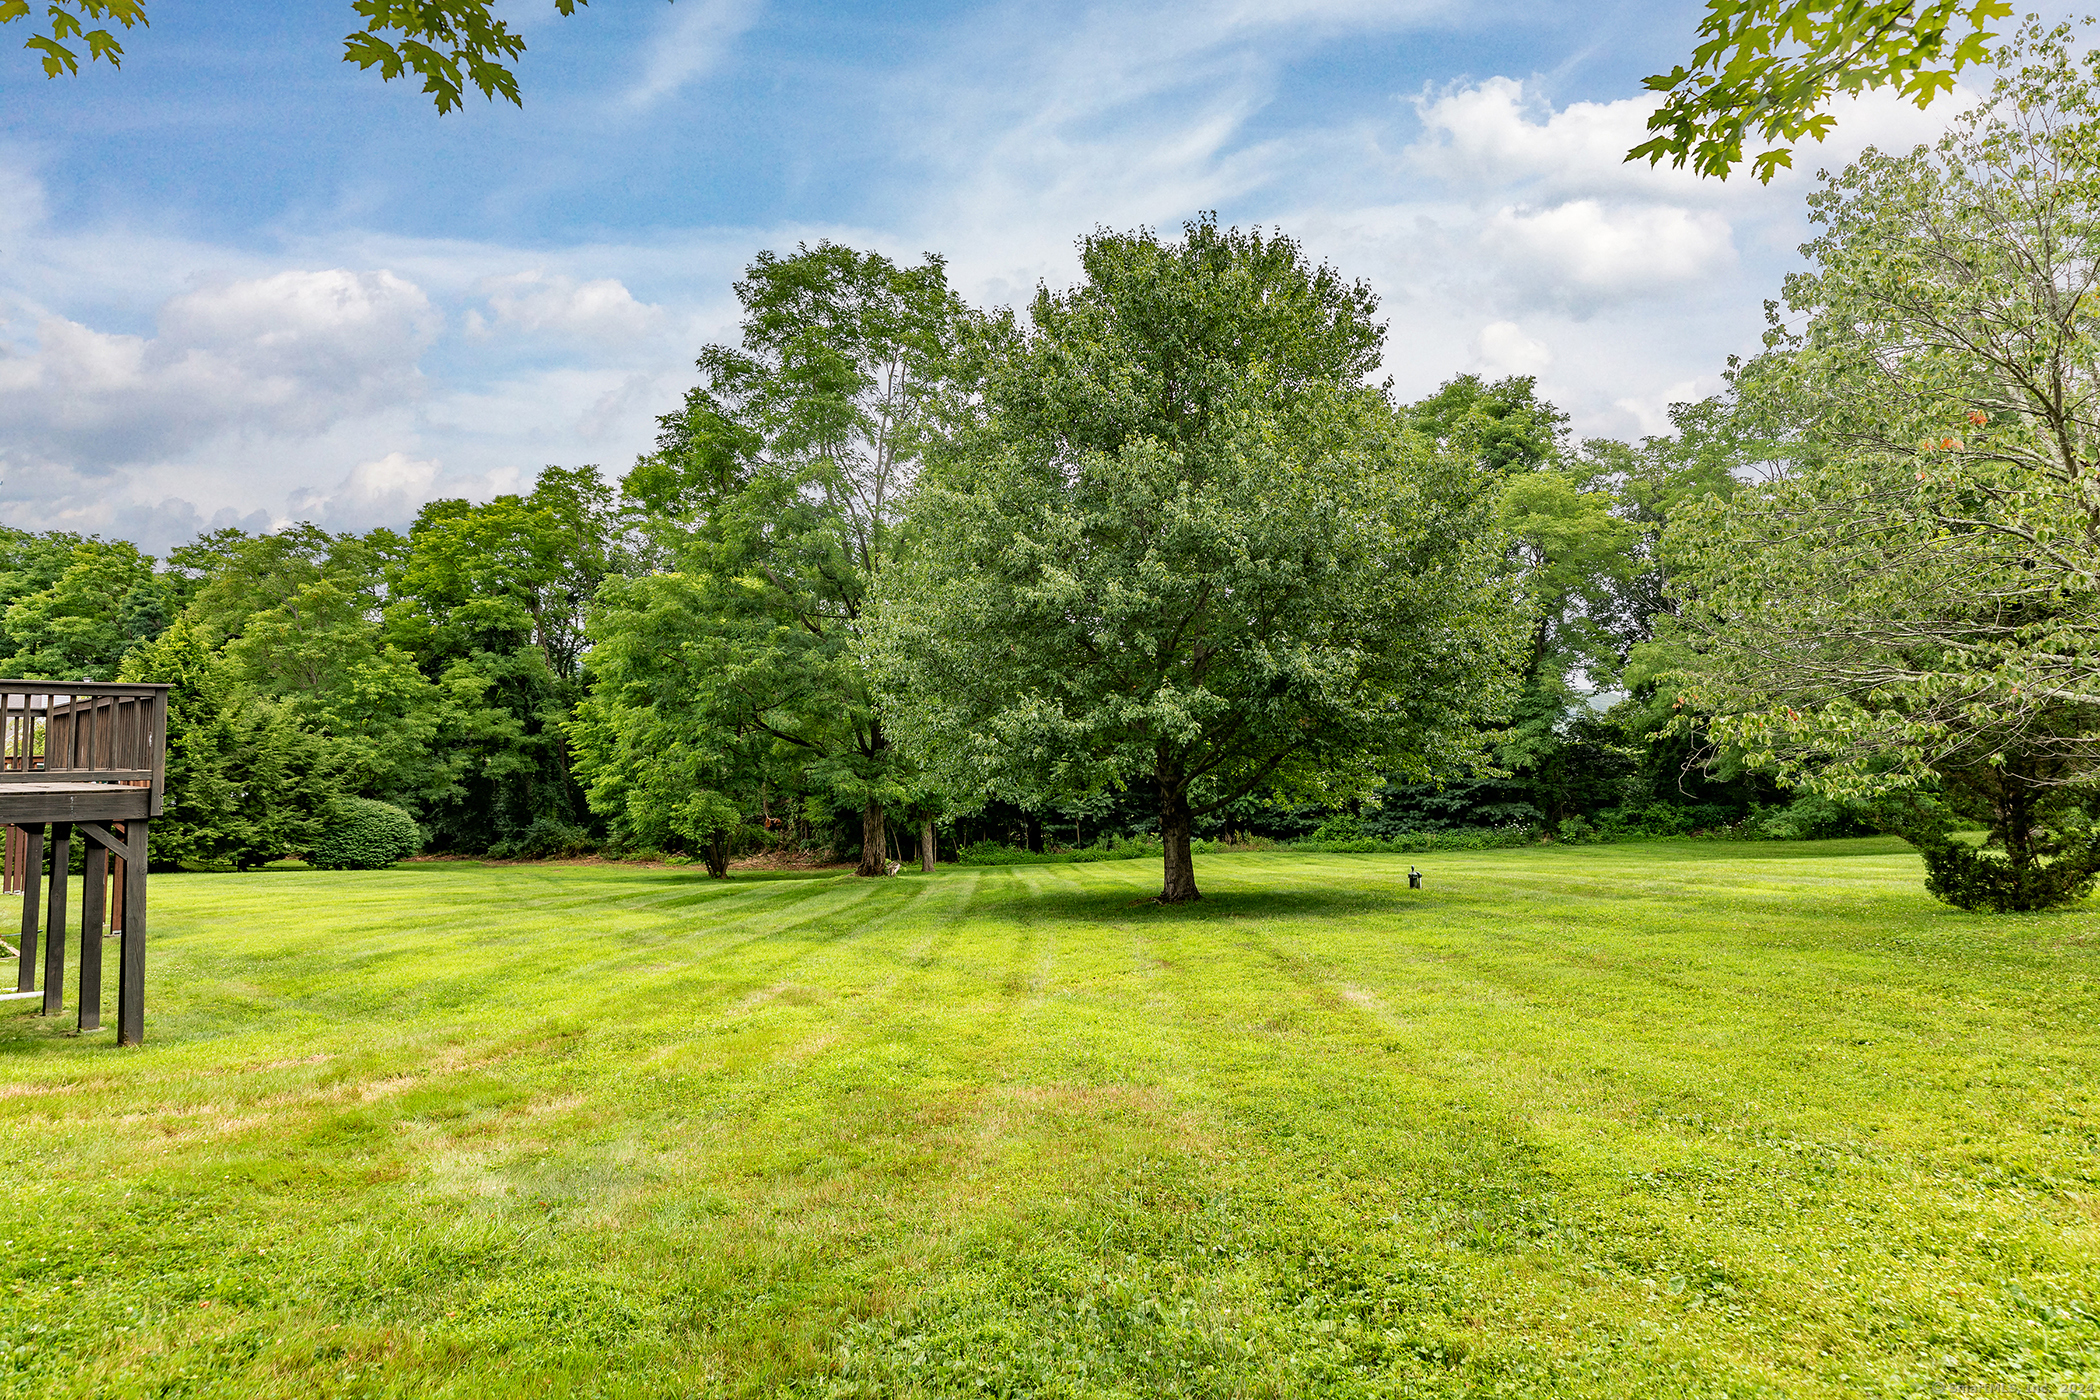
left=307, top=799, right=423, bottom=871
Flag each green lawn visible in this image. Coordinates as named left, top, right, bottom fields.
left=0, top=841, right=2094, bottom=1398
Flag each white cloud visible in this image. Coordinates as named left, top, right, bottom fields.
left=1410, top=77, right=1682, bottom=200
left=0, top=269, right=436, bottom=471
left=1470, top=320, right=1552, bottom=376
left=1408, top=75, right=1966, bottom=206
left=469, top=271, right=666, bottom=342
left=0, top=4, right=1999, bottom=551
left=0, top=155, right=46, bottom=243
left=284, top=451, right=528, bottom=535
left=1613, top=379, right=1713, bottom=437
left=1486, top=200, right=1736, bottom=301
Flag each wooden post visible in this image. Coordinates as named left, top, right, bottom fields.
left=109, top=822, right=124, bottom=936
left=118, top=819, right=146, bottom=1047
left=15, top=824, right=41, bottom=994
left=41, top=822, right=68, bottom=1016
left=78, top=837, right=104, bottom=1032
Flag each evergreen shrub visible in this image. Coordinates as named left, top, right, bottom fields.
left=1290, top=824, right=1535, bottom=854
left=307, top=799, right=423, bottom=870
left=1908, top=830, right=2100, bottom=913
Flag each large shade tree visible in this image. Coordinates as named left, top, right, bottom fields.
left=1665, top=23, right=2100, bottom=908
left=873, top=219, right=1526, bottom=902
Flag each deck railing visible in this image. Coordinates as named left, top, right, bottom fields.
left=0, top=683, right=167, bottom=817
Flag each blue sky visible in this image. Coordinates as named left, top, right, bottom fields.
left=0, top=0, right=1971, bottom=552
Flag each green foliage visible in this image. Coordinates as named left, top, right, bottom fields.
left=192, top=524, right=469, bottom=814
left=1662, top=28, right=2100, bottom=907
left=488, top=816, right=595, bottom=861
left=387, top=468, right=621, bottom=682
left=1633, top=0, right=2012, bottom=181
left=4, top=0, right=656, bottom=112
left=1911, top=830, right=2100, bottom=912
left=597, top=243, right=963, bottom=876
left=119, top=620, right=346, bottom=871
left=954, top=821, right=1539, bottom=866
left=567, top=571, right=763, bottom=876
left=1745, top=791, right=1877, bottom=841
left=1406, top=373, right=1568, bottom=476
left=876, top=217, right=1526, bottom=901
left=385, top=468, right=622, bottom=852
left=307, top=797, right=424, bottom=870
left=1289, top=824, right=1536, bottom=854
left=1872, top=782, right=2100, bottom=911
left=0, top=0, right=144, bottom=77
left=1310, top=813, right=1366, bottom=843
left=0, top=535, right=164, bottom=679
left=1594, top=800, right=1738, bottom=839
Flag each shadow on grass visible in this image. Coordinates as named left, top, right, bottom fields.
left=972, top=882, right=1434, bottom=927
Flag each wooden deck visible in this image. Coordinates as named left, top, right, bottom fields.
left=0, top=682, right=167, bottom=1045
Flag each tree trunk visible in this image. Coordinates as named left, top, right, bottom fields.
left=921, top=815, right=936, bottom=872
left=1024, top=813, right=1044, bottom=854
left=1159, top=783, right=1200, bottom=903
left=1996, top=779, right=2036, bottom=874
left=704, top=827, right=731, bottom=879
left=857, top=801, right=889, bottom=877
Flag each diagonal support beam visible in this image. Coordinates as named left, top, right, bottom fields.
left=77, top=821, right=143, bottom=866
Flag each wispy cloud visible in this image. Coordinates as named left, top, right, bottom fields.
left=625, top=0, right=765, bottom=107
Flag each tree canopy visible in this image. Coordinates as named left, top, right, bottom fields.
left=576, top=243, right=963, bottom=877
left=872, top=219, right=1527, bottom=902
left=1661, top=22, right=2100, bottom=907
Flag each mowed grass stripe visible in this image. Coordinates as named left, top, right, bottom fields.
left=0, top=843, right=2091, bottom=1398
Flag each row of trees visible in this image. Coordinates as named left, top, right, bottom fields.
left=19, top=23, right=2100, bottom=909
left=0, top=223, right=1769, bottom=900
left=0, top=468, right=621, bottom=870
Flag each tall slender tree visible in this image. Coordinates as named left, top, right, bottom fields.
left=602, top=242, right=963, bottom=876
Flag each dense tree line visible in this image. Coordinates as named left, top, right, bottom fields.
left=37, top=93, right=2100, bottom=908
left=0, top=221, right=1800, bottom=899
